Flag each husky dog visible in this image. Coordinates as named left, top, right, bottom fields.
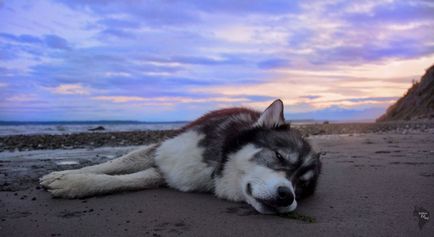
left=40, top=99, right=321, bottom=214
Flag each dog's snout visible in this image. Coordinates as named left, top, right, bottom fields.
left=276, top=186, right=294, bottom=206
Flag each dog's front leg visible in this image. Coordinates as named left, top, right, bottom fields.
left=45, top=168, right=164, bottom=198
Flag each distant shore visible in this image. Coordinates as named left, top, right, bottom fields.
left=1, top=121, right=433, bottom=152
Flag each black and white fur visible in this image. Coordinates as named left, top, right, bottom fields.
left=40, top=99, right=321, bottom=214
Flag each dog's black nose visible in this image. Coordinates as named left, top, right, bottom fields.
left=276, top=186, right=294, bottom=206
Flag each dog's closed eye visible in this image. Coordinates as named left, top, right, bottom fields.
left=275, top=151, right=285, bottom=163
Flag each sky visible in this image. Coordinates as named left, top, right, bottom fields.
left=0, top=0, right=433, bottom=122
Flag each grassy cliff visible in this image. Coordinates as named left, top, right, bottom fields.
left=377, top=65, right=434, bottom=122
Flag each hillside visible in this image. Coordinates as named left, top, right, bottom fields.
left=377, top=65, right=434, bottom=122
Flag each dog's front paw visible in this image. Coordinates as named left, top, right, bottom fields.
left=40, top=170, right=80, bottom=188
left=44, top=174, right=94, bottom=198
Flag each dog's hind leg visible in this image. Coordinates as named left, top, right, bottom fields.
left=45, top=167, right=164, bottom=198
left=40, top=144, right=158, bottom=188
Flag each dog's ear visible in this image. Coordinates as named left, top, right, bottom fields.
left=255, top=99, right=285, bottom=128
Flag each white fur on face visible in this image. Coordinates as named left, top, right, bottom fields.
left=241, top=165, right=297, bottom=214
left=214, top=144, right=262, bottom=202
left=215, top=143, right=297, bottom=214
left=155, top=130, right=214, bottom=192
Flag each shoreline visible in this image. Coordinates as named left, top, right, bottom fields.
left=1, top=121, right=433, bottom=152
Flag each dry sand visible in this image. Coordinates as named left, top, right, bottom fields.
left=1, top=130, right=433, bottom=236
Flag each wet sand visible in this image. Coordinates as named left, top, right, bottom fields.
left=1, top=129, right=434, bottom=236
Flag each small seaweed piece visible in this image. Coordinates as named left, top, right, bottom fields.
left=278, top=212, right=316, bottom=223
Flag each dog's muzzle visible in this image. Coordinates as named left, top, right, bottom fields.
left=255, top=186, right=294, bottom=208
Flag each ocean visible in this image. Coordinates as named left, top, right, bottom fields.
left=0, top=121, right=187, bottom=136
left=0, top=120, right=323, bottom=136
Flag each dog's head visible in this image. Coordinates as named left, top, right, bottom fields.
left=222, top=99, right=321, bottom=214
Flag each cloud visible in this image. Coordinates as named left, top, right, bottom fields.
left=343, top=1, right=434, bottom=24
left=47, top=84, right=90, bottom=95
left=0, top=33, right=43, bottom=45
left=213, top=25, right=255, bottom=43
left=44, top=34, right=70, bottom=49
left=96, top=18, right=141, bottom=29
left=103, top=72, right=132, bottom=78
left=0, top=33, right=71, bottom=50
left=346, top=96, right=399, bottom=102
left=299, top=95, right=321, bottom=100
left=92, top=95, right=250, bottom=104
left=59, top=0, right=302, bottom=17
left=258, top=58, right=291, bottom=69
left=59, top=0, right=201, bottom=26
left=286, top=106, right=385, bottom=121
left=311, top=39, right=434, bottom=64
left=171, top=55, right=245, bottom=65
left=98, top=28, right=135, bottom=39
left=5, top=94, right=39, bottom=102
left=92, top=96, right=146, bottom=103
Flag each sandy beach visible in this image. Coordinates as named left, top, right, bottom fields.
left=2, top=0, right=433, bottom=236
left=1, top=123, right=433, bottom=236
